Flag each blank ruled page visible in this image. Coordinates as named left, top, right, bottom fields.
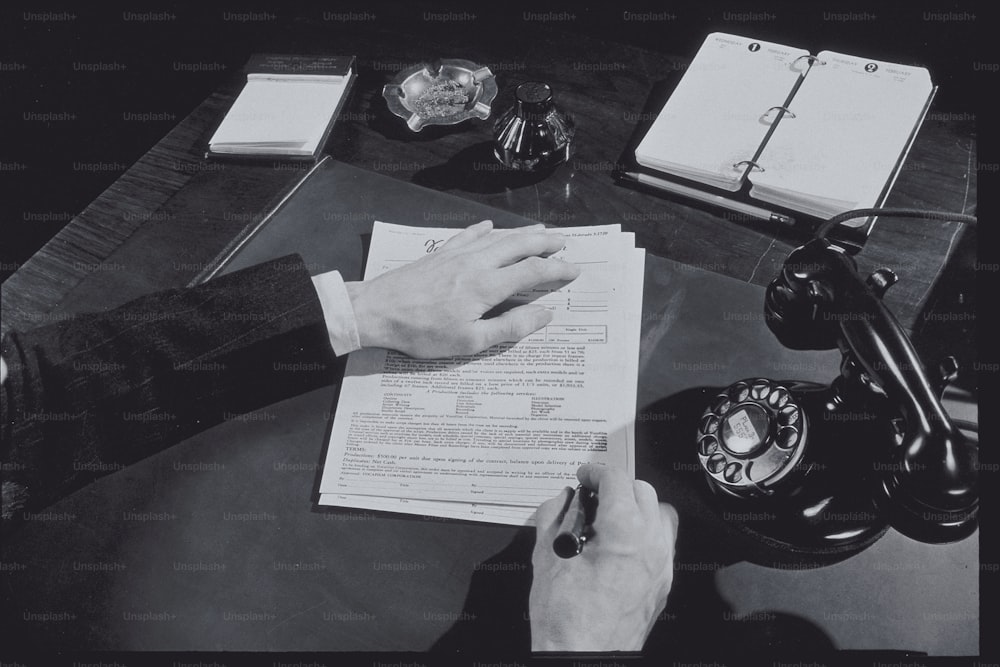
left=749, top=52, right=933, bottom=218
left=635, top=33, right=808, bottom=191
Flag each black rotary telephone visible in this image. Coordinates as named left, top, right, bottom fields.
left=694, top=208, right=979, bottom=556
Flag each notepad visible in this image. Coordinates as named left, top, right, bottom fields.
left=207, top=54, right=356, bottom=160
left=635, top=33, right=935, bottom=219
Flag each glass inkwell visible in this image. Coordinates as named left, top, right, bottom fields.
left=493, top=81, right=575, bottom=172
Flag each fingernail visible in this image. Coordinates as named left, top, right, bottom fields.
left=524, top=305, right=553, bottom=324
left=552, top=256, right=579, bottom=271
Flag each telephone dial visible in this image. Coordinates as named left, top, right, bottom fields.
left=693, top=208, right=979, bottom=557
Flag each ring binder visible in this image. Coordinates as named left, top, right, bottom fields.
left=733, top=160, right=765, bottom=173
left=633, top=33, right=936, bottom=221
left=793, top=54, right=827, bottom=67
left=762, top=105, right=796, bottom=121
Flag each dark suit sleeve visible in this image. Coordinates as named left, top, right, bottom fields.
left=1, top=255, right=337, bottom=528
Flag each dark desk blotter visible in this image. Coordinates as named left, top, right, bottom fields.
left=0, top=159, right=977, bottom=654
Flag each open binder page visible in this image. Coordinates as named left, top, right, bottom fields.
left=748, top=51, right=934, bottom=219
left=634, top=32, right=809, bottom=191
left=318, top=223, right=643, bottom=525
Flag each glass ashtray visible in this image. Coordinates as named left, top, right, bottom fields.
left=383, top=59, right=497, bottom=132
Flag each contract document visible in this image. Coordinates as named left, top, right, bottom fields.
left=318, top=222, right=645, bottom=525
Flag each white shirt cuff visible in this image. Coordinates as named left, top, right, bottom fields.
left=310, top=270, right=362, bottom=356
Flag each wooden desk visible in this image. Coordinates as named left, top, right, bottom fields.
left=2, top=18, right=977, bottom=338
left=1, top=11, right=982, bottom=660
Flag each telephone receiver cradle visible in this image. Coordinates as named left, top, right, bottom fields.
left=694, top=238, right=978, bottom=557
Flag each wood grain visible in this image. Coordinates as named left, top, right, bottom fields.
left=2, top=20, right=976, bottom=338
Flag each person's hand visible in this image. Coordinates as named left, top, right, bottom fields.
left=529, top=464, right=678, bottom=652
left=344, top=220, right=580, bottom=358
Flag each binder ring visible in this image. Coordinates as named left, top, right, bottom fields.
left=733, top=160, right=764, bottom=173
left=793, top=54, right=826, bottom=67
left=762, top=105, right=796, bottom=120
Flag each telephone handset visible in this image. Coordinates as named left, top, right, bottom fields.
left=695, top=209, right=978, bottom=556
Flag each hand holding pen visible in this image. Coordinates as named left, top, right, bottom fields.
left=529, top=464, right=679, bottom=652
left=553, top=485, right=597, bottom=558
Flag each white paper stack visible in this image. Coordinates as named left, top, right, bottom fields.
left=207, top=54, right=356, bottom=160
left=209, top=79, right=351, bottom=157
left=317, top=222, right=645, bottom=525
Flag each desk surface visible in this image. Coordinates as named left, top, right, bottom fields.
left=1, top=160, right=979, bottom=655
left=1, top=16, right=977, bottom=338
left=1, top=10, right=983, bottom=660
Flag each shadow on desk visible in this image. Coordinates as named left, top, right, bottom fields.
left=430, top=528, right=836, bottom=656
left=0, top=159, right=976, bottom=655
left=412, top=141, right=558, bottom=195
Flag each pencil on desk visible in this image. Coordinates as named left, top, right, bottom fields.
left=619, top=171, right=796, bottom=227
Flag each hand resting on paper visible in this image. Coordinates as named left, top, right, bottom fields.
left=0, top=220, right=576, bottom=528
left=344, top=220, right=580, bottom=358
left=529, top=464, right=678, bottom=652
